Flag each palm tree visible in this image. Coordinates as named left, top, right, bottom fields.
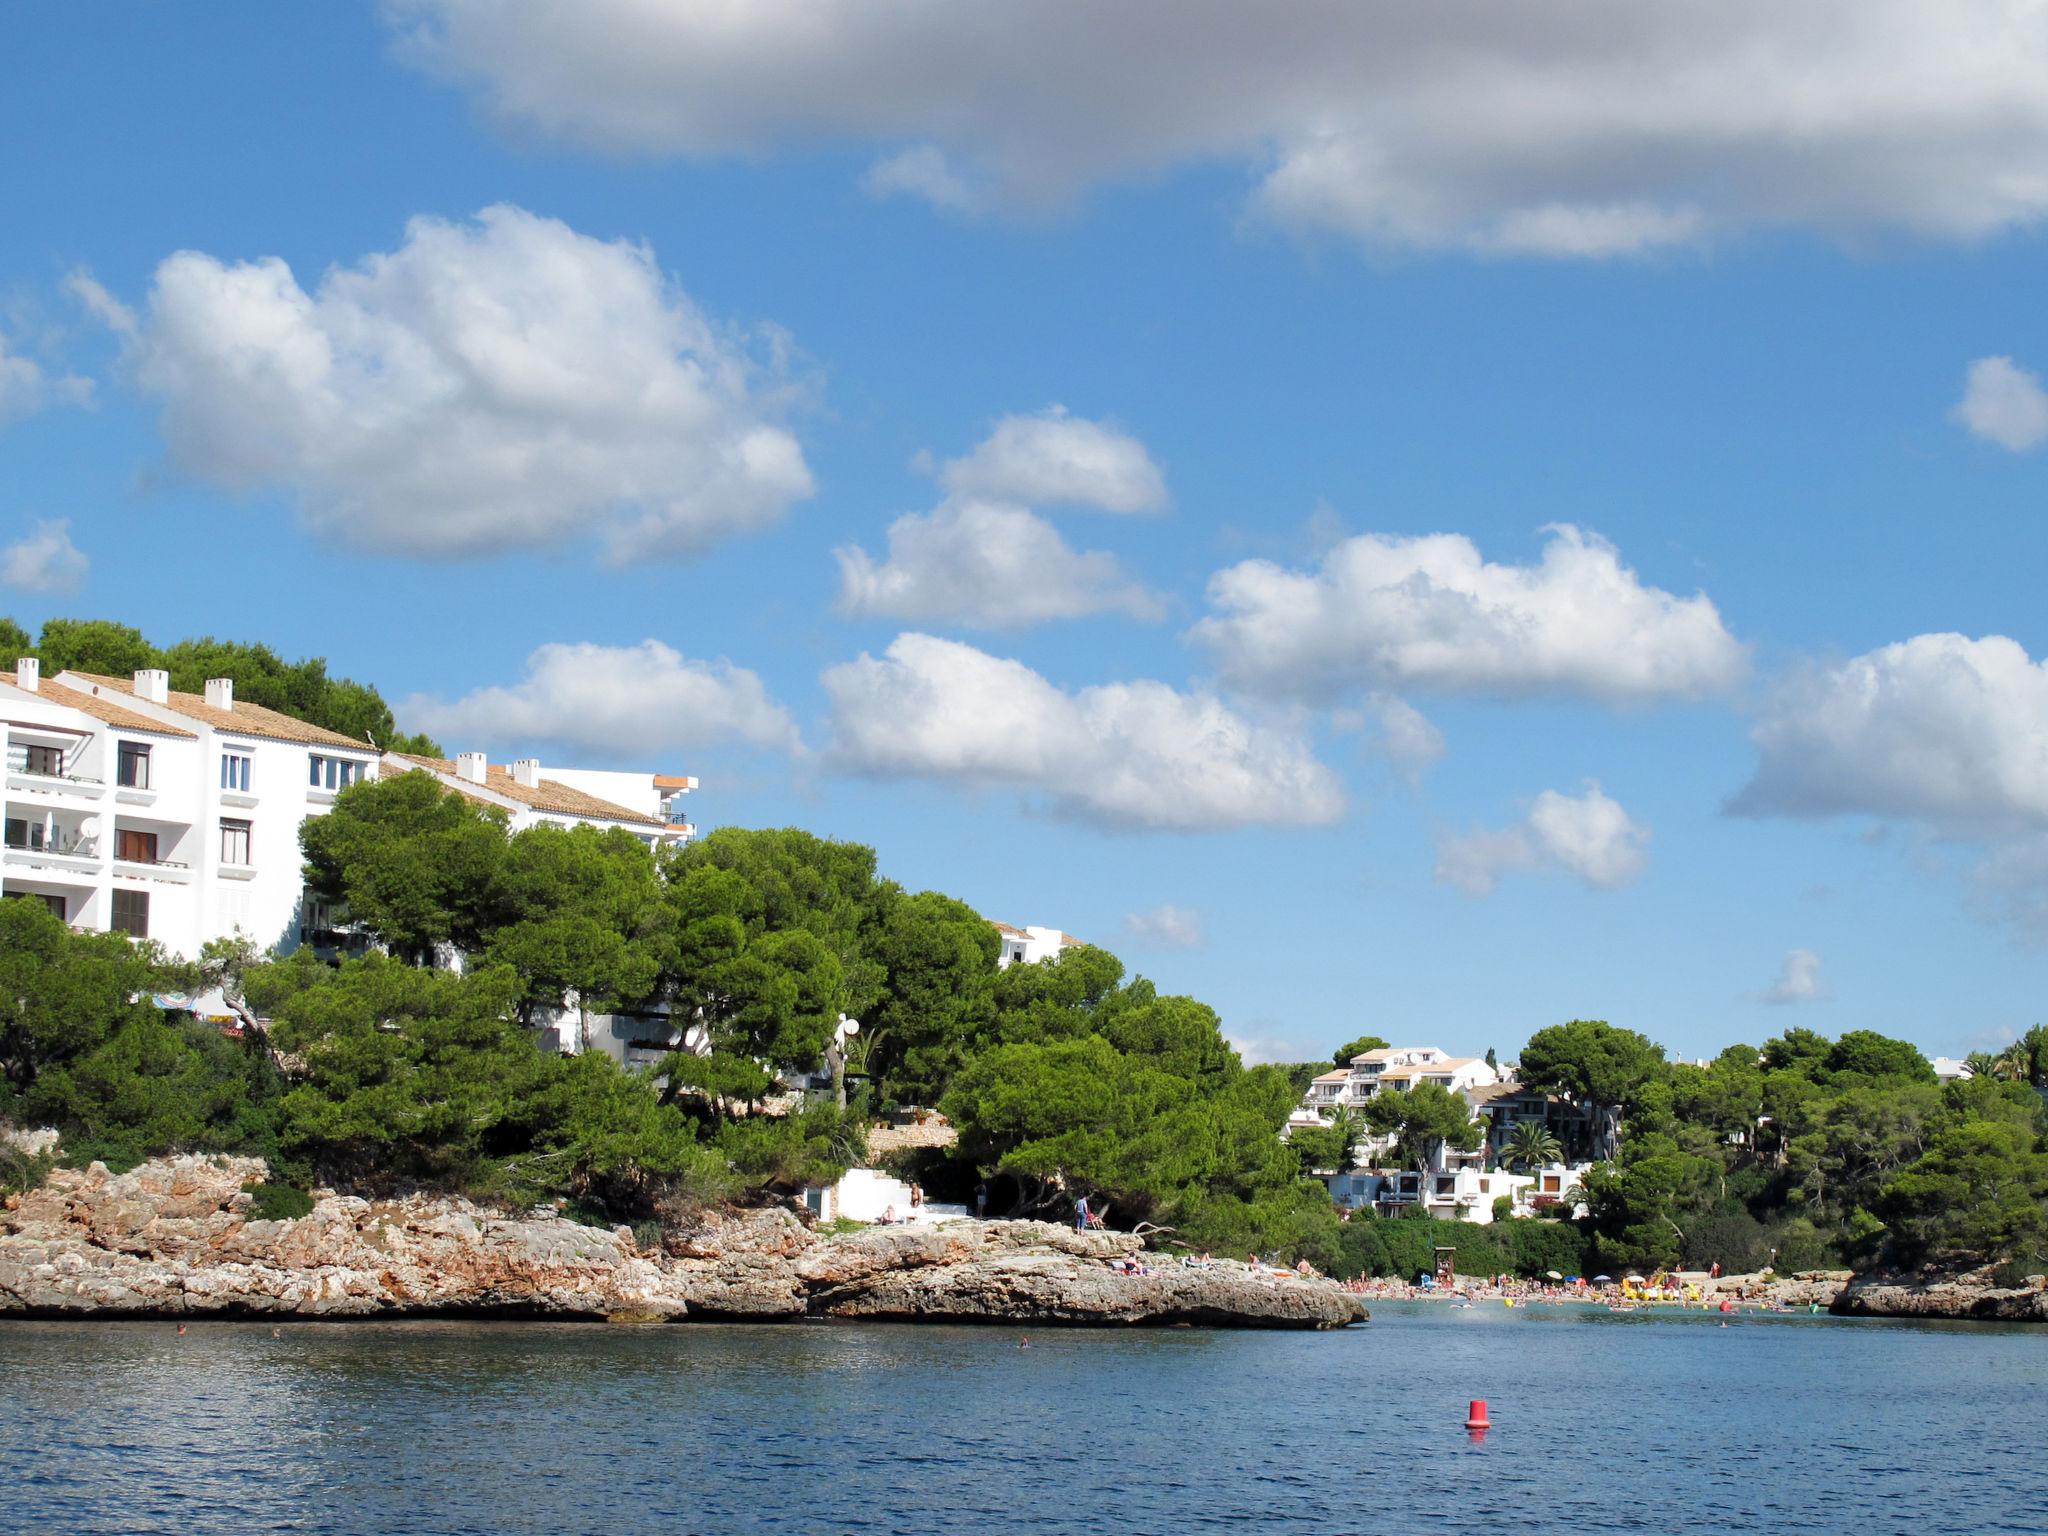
left=1504, top=1121, right=1564, bottom=1173
left=1319, top=1104, right=1366, bottom=1170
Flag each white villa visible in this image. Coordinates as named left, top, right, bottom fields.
left=0, top=659, right=699, bottom=971
left=1291, top=1042, right=1591, bottom=1224
left=992, top=922, right=1081, bottom=968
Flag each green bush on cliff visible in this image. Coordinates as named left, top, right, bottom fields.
left=242, top=1181, right=315, bottom=1221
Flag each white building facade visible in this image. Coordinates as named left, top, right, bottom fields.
left=1, top=660, right=698, bottom=966
left=992, top=922, right=1082, bottom=968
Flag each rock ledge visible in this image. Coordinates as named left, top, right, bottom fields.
left=0, top=1156, right=1364, bottom=1329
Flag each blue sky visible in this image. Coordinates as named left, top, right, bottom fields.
left=7, top=2, right=2048, bottom=1065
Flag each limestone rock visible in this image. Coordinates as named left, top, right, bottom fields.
left=1833, top=1267, right=2048, bottom=1322
left=1, top=1156, right=1365, bottom=1329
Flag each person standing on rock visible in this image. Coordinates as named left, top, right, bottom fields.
left=975, top=1180, right=989, bottom=1219
left=1074, top=1194, right=1091, bottom=1232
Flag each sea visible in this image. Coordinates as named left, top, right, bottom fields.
left=2, top=1303, right=2044, bottom=1534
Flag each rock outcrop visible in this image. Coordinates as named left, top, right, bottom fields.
left=1832, top=1267, right=2048, bottom=1323
left=0, top=1156, right=687, bottom=1319
left=0, top=1156, right=1365, bottom=1329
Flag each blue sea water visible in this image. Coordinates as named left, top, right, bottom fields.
left=2, top=1304, right=2044, bottom=1535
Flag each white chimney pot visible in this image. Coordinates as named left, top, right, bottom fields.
left=455, top=751, right=488, bottom=784
left=134, top=668, right=169, bottom=703
left=14, top=657, right=38, bottom=692
left=204, top=677, right=234, bottom=711
left=511, top=758, right=541, bottom=788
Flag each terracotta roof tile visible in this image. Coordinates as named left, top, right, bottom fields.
left=65, top=673, right=376, bottom=751
left=13, top=679, right=197, bottom=738
left=391, top=754, right=664, bottom=828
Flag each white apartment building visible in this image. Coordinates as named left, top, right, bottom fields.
left=382, top=752, right=696, bottom=845
left=992, top=922, right=1082, bottom=968
left=1291, top=1043, right=1593, bottom=1224
left=1, top=659, right=699, bottom=963
left=1292, top=1045, right=1500, bottom=1129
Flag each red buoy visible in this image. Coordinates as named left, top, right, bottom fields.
left=1465, top=1398, right=1491, bottom=1430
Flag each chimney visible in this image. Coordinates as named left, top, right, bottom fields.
left=13, top=657, right=38, bottom=692
left=204, top=677, right=234, bottom=711
left=134, top=668, right=169, bottom=703
left=510, top=758, right=541, bottom=788
left=455, top=751, right=488, bottom=784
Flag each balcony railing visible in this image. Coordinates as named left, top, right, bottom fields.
left=4, top=833, right=96, bottom=858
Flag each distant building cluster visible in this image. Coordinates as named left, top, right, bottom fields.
left=1289, top=1044, right=1594, bottom=1225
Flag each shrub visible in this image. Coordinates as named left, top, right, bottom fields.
left=1, top=1144, right=53, bottom=1197
left=1491, top=1195, right=1514, bottom=1223
left=242, top=1181, right=315, bottom=1221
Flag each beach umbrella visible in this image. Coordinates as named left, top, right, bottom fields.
left=1592, top=1274, right=1613, bottom=1283
left=1546, top=1270, right=1563, bottom=1281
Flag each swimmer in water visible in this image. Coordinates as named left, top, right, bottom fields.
left=176, top=1323, right=187, bottom=1336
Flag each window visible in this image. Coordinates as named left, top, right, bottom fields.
left=1541, top=1174, right=1561, bottom=1193
left=37, top=893, right=64, bottom=920
left=4, top=817, right=45, bottom=850
left=117, top=742, right=151, bottom=789
left=110, top=888, right=148, bottom=938
left=309, top=755, right=362, bottom=791
left=22, top=743, right=63, bottom=776
left=220, top=819, right=251, bottom=865
left=116, top=828, right=159, bottom=864
left=221, top=752, right=251, bottom=792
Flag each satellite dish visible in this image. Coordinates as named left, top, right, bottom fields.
left=78, top=816, right=100, bottom=839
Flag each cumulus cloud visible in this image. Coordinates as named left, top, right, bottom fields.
left=836, top=501, right=1163, bottom=628
left=863, top=144, right=980, bottom=211
left=837, top=409, right=1167, bottom=627
left=400, top=639, right=800, bottom=757
left=392, top=1, right=2048, bottom=256
left=1193, top=524, right=1746, bottom=704
left=106, top=205, right=811, bottom=563
left=1758, top=948, right=1829, bottom=1006
left=1123, top=903, right=1206, bottom=949
left=1437, top=782, right=1649, bottom=896
left=821, top=632, right=1343, bottom=831
left=1953, top=356, right=2048, bottom=452
left=1731, top=633, right=2048, bottom=830
left=0, top=330, right=91, bottom=425
left=0, top=519, right=89, bottom=593
left=939, top=407, right=1166, bottom=513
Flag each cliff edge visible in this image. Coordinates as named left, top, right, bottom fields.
left=0, top=1156, right=1365, bottom=1329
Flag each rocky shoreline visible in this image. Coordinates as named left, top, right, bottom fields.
left=0, top=1156, right=1365, bottom=1329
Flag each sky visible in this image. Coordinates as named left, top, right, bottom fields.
left=6, top=2, right=2048, bottom=1067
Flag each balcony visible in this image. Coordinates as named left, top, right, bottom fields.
left=6, top=768, right=107, bottom=803
left=112, top=855, right=192, bottom=885
left=1, top=842, right=100, bottom=884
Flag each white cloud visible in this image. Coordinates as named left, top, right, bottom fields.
left=1758, top=948, right=1829, bottom=1005
left=1731, top=633, right=2048, bottom=829
left=0, top=519, right=89, bottom=593
left=863, top=144, right=979, bottom=211
left=1365, top=696, right=1445, bottom=780
left=109, top=205, right=811, bottom=563
left=821, top=632, right=1344, bottom=831
left=401, top=639, right=800, bottom=757
left=1953, top=356, right=2048, bottom=452
left=836, top=409, right=1167, bottom=628
left=1193, top=524, right=1746, bottom=703
left=0, top=331, right=91, bottom=425
left=392, top=1, right=2048, bottom=256
left=1122, top=903, right=1206, bottom=949
left=1437, top=782, right=1649, bottom=896
left=939, top=407, right=1166, bottom=514
left=836, top=500, right=1162, bottom=628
